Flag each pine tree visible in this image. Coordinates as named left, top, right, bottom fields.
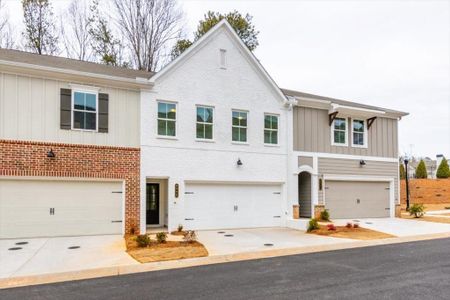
left=400, top=163, right=406, bottom=180
left=436, top=157, right=450, bottom=179
left=415, top=160, right=428, bottom=179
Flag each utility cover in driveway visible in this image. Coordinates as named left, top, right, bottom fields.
left=0, top=179, right=123, bottom=239
left=325, top=180, right=390, bottom=219
left=184, top=183, right=283, bottom=230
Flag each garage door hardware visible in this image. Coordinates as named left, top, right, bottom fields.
left=224, top=234, right=234, bottom=237
left=49, top=207, right=55, bottom=215
left=273, top=216, right=281, bottom=218
left=68, top=246, right=80, bottom=249
left=264, top=243, right=274, bottom=247
left=8, top=247, right=22, bottom=251
left=185, top=192, right=194, bottom=194
left=111, top=220, right=123, bottom=223
left=112, top=191, right=123, bottom=194
left=217, top=231, right=225, bottom=234
left=273, top=192, right=281, bottom=194
left=185, top=218, right=194, bottom=221
left=15, top=242, right=28, bottom=245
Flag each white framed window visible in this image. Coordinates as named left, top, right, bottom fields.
left=352, top=119, right=368, bottom=148
left=232, top=110, right=248, bottom=143
left=157, top=101, right=177, bottom=137
left=196, top=106, right=214, bottom=140
left=264, top=114, right=278, bottom=145
left=331, top=117, right=348, bottom=146
left=72, top=90, right=98, bottom=131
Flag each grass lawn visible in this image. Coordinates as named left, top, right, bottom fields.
left=125, top=235, right=208, bottom=263
left=308, top=225, right=395, bottom=240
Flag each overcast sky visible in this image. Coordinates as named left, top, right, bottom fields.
left=3, top=0, right=449, bottom=159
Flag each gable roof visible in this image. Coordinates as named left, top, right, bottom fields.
left=282, top=88, right=408, bottom=118
left=150, top=19, right=288, bottom=103
left=0, top=48, right=154, bottom=80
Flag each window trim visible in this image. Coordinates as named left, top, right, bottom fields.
left=331, top=117, right=348, bottom=147
left=195, top=105, right=215, bottom=141
left=71, top=89, right=99, bottom=132
left=156, top=100, right=178, bottom=138
left=351, top=118, right=368, bottom=148
left=231, top=109, right=248, bottom=144
left=264, top=113, right=279, bottom=145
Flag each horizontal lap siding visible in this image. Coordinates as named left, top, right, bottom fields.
left=318, top=157, right=399, bottom=204
left=0, top=72, right=140, bottom=147
left=293, top=106, right=398, bottom=158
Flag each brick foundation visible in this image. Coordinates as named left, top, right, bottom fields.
left=0, top=139, right=140, bottom=234
left=314, top=204, right=325, bottom=219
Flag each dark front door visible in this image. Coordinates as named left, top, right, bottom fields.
left=146, top=183, right=160, bottom=225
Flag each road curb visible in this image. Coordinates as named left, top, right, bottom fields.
left=2, top=231, right=450, bottom=289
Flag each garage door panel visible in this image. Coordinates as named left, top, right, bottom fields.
left=325, top=180, right=390, bottom=219
left=0, top=179, right=123, bottom=239
left=184, top=183, right=283, bottom=230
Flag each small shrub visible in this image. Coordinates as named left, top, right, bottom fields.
left=326, top=224, right=336, bottom=231
left=436, top=157, right=450, bottom=178
left=320, top=209, right=330, bottom=221
left=409, top=203, right=425, bottom=218
left=156, top=232, right=168, bottom=243
left=183, top=230, right=197, bottom=243
left=346, top=222, right=353, bottom=228
left=415, top=160, right=428, bottom=179
left=177, top=224, right=184, bottom=232
left=353, top=223, right=360, bottom=229
left=307, top=218, right=320, bottom=232
left=136, top=234, right=151, bottom=247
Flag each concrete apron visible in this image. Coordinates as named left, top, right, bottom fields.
left=2, top=231, right=450, bottom=290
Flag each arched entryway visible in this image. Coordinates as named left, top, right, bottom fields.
left=298, top=171, right=312, bottom=218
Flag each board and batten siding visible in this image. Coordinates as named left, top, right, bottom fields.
left=0, top=72, right=140, bottom=147
left=293, top=106, right=398, bottom=158
left=317, top=157, right=399, bottom=205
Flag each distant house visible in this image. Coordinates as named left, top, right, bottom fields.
left=404, top=155, right=449, bottom=179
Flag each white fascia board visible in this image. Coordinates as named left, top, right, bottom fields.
left=293, top=151, right=399, bottom=163
left=329, top=103, right=386, bottom=118
left=0, top=59, right=154, bottom=88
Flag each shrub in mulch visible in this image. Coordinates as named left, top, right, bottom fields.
left=346, top=222, right=353, bottom=228
left=326, top=224, right=337, bottom=231
left=353, top=223, right=360, bottom=228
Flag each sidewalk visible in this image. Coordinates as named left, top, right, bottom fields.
left=2, top=231, right=450, bottom=290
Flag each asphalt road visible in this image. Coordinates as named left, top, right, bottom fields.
left=2, top=237, right=450, bottom=300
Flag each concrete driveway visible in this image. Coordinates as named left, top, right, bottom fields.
left=334, top=218, right=450, bottom=237
left=0, top=235, right=137, bottom=279
left=197, top=227, right=355, bottom=256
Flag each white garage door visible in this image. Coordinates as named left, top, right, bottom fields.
left=325, top=180, right=391, bottom=219
left=0, top=179, right=123, bottom=239
left=184, top=183, right=283, bottom=230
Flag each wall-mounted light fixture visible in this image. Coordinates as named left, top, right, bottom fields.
left=237, top=158, right=243, bottom=166
left=47, top=149, right=56, bottom=158
left=359, top=160, right=366, bottom=166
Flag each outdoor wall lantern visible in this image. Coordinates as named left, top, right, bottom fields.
left=47, top=149, right=56, bottom=158
left=237, top=158, right=243, bottom=166
left=359, top=160, right=366, bottom=166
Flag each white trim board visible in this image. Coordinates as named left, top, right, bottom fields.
left=293, top=151, right=398, bottom=163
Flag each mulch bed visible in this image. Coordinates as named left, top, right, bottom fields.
left=125, top=235, right=209, bottom=263
left=309, top=225, right=395, bottom=240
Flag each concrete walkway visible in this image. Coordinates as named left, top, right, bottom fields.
left=0, top=235, right=137, bottom=279
left=333, top=218, right=450, bottom=236
left=197, top=227, right=354, bottom=255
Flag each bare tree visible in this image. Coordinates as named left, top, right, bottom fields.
left=112, top=0, right=183, bottom=72
left=61, top=0, right=92, bottom=60
left=22, top=0, right=58, bottom=55
left=0, top=0, right=14, bottom=49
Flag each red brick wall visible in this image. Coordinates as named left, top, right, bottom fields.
left=0, top=139, right=140, bottom=234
